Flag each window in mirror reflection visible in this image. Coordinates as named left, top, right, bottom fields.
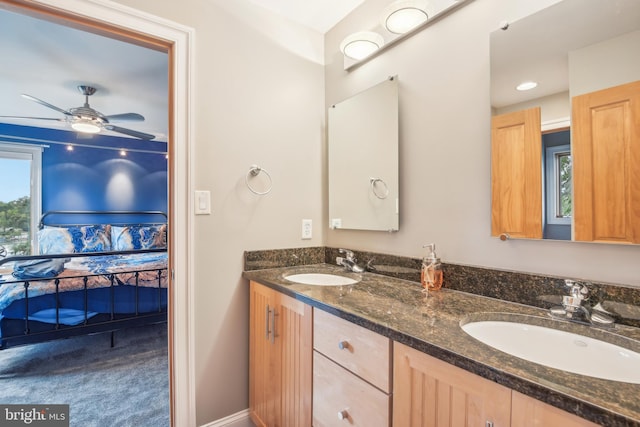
left=543, top=130, right=571, bottom=240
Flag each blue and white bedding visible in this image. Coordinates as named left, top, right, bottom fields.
left=38, top=223, right=166, bottom=254
left=0, top=252, right=168, bottom=315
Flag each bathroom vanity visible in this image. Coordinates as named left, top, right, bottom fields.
left=244, top=264, right=640, bottom=426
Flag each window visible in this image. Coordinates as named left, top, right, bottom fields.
left=0, top=142, right=43, bottom=255
left=544, top=144, right=572, bottom=226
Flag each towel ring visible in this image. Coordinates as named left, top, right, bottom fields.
left=246, top=165, right=273, bottom=195
left=370, top=177, right=389, bottom=199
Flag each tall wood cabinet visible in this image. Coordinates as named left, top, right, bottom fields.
left=249, top=281, right=312, bottom=427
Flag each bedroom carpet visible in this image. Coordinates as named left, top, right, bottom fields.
left=0, top=323, right=169, bottom=427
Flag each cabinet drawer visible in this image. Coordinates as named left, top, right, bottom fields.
left=313, top=351, right=390, bottom=427
left=314, top=309, right=391, bottom=392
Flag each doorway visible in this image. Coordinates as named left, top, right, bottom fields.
left=0, top=0, right=194, bottom=424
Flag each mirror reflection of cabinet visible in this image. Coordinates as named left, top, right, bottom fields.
left=328, top=77, right=399, bottom=232
left=573, top=81, right=640, bottom=244
left=490, top=0, right=640, bottom=244
left=491, top=108, right=542, bottom=239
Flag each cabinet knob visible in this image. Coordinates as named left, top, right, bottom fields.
left=486, top=422, right=494, bottom=427
left=338, top=409, right=349, bottom=420
left=338, top=340, right=349, bottom=350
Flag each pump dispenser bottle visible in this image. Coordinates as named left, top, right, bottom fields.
left=421, top=244, right=443, bottom=292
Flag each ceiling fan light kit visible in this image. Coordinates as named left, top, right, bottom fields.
left=70, top=118, right=101, bottom=133
left=2, top=85, right=156, bottom=140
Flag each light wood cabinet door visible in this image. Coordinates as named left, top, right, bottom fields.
left=249, top=281, right=312, bottom=427
left=491, top=107, right=543, bottom=239
left=393, top=342, right=512, bottom=427
left=512, top=391, right=599, bottom=427
left=573, top=80, right=640, bottom=243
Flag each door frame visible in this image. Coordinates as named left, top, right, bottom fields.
left=1, top=0, right=196, bottom=425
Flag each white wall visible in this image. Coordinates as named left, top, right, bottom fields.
left=114, top=0, right=325, bottom=424
left=569, top=29, right=640, bottom=96
left=324, top=0, right=640, bottom=287
left=494, top=91, right=569, bottom=124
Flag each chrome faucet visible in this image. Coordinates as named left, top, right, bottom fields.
left=336, top=249, right=365, bottom=273
left=549, top=280, right=614, bottom=326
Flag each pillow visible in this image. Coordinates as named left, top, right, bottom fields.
left=12, top=258, right=67, bottom=279
left=39, top=225, right=112, bottom=254
left=38, top=227, right=74, bottom=254
left=111, top=224, right=167, bottom=251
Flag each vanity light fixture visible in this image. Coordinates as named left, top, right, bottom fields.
left=382, top=0, right=430, bottom=34
left=340, top=31, right=385, bottom=60
left=119, top=149, right=127, bottom=156
left=516, top=81, right=538, bottom=91
left=66, top=145, right=74, bottom=151
left=70, top=117, right=101, bottom=134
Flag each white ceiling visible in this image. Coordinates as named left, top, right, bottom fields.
left=491, top=0, right=640, bottom=109
left=0, top=1, right=364, bottom=143
left=248, top=0, right=365, bottom=33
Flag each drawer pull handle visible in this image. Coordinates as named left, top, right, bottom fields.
left=338, top=340, right=349, bottom=350
left=338, top=409, right=349, bottom=420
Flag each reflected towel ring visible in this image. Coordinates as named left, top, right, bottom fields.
left=246, top=164, right=273, bottom=195
left=370, top=177, right=389, bottom=199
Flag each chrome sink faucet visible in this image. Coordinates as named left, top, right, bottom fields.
left=550, top=280, right=614, bottom=326
left=336, top=249, right=365, bottom=273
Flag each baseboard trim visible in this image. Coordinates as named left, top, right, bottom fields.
left=200, top=409, right=251, bottom=427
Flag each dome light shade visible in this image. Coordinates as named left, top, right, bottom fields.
left=71, top=118, right=101, bottom=134
left=383, top=0, right=429, bottom=34
left=340, top=31, right=385, bottom=60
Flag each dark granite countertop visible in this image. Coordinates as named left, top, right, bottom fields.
left=243, top=263, right=640, bottom=426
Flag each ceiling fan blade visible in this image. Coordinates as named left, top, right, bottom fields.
left=21, top=94, right=72, bottom=116
left=104, top=113, right=145, bottom=122
left=0, top=115, right=64, bottom=121
left=104, top=124, right=156, bottom=140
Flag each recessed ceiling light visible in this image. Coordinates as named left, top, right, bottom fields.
left=516, top=81, right=538, bottom=91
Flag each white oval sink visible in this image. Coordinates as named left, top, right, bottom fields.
left=284, top=273, right=359, bottom=286
left=461, top=320, right=640, bottom=383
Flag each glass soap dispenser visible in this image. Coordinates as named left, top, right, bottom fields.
left=421, top=243, right=443, bottom=292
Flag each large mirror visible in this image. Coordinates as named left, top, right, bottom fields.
left=328, top=77, right=399, bottom=232
left=490, top=0, right=640, bottom=243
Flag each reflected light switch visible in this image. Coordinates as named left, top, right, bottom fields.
left=195, top=190, right=211, bottom=215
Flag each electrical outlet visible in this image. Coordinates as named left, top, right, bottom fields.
left=301, top=219, right=312, bottom=239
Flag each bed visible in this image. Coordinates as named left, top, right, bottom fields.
left=0, top=211, right=168, bottom=349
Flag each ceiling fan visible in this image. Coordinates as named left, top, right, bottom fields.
left=0, top=85, right=156, bottom=140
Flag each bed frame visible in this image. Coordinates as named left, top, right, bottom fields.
left=0, top=211, right=168, bottom=349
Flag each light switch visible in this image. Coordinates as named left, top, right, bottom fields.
left=195, top=190, right=211, bottom=215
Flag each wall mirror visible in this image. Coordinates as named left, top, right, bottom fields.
left=490, top=0, right=640, bottom=243
left=328, top=76, right=399, bottom=232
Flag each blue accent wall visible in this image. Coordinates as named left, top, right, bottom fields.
left=0, top=123, right=167, bottom=224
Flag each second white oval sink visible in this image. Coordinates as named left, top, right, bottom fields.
left=462, top=319, right=640, bottom=383
left=284, top=273, right=359, bottom=286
